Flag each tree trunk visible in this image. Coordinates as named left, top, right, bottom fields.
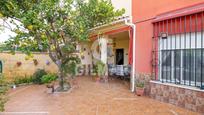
left=59, top=70, right=65, bottom=90
left=48, top=52, right=69, bottom=91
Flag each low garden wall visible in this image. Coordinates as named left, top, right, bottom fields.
left=150, top=81, right=204, bottom=113
left=0, top=52, right=58, bottom=80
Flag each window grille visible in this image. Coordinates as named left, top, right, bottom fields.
left=152, top=12, right=204, bottom=89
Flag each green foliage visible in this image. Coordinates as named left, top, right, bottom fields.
left=41, top=73, right=57, bottom=84
left=136, top=82, right=145, bottom=88
left=61, top=56, right=81, bottom=77
left=32, top=69, right=47, bottom=84
left=0, top=43, right=11, bottom=52
left=96, top=60, right=105, bottom=76
left=92, top=65, right=97, bottom=74
left=13, top=76, right=33, bottom=85
left=0, top=0, right=124, bottom=53
left=0, top=0, right=124, bottom=89
left=78, top=0, right=125, bottom=29
left=0, top=76, right=8, bottom=112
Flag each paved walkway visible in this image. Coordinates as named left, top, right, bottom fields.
left=2, top=77, right=200, bottom=115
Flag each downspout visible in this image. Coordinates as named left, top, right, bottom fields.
left=125, top=17, right=136, bottom=92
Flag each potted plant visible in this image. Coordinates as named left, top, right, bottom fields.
left=135, top=81, right=145, bottom=96
left=41, top=74, right=57, bottom=93
left=92, top=72, right=97, bottom=81
left=95, top=74, right=100, bottom=82
left=95, top=60, right=105, bottom=82
left=91, top=65, right=98, bottom=81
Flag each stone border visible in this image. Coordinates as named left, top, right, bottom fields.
left=150, top=81, right=204, bottom=113
left=150, top=80, right=204, bottom=93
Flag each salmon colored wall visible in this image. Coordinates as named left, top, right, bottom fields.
left=132, top=0, right=204, bottom=74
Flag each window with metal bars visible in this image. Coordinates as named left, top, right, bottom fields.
left=152, top=12, right=204, bottom=89
left=160, top=49, right=204, bottom=86
left=157, top=32, right=204, bottom=88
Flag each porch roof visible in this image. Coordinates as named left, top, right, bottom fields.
left=89, top=16, right=131, bottom=39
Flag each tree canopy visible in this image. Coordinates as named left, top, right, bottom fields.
left=0, top=0, right=125, bottom=90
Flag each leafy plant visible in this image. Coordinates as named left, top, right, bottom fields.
left=41, top=74, right=57, bottom=84
left=92, top=65, right=97, bottom=75
left=96, top=60, right=106, bottom=77
left=32, top=69, right=47, bottom=84
left=13, top=76, right=33, bottom=85
left=136, top=82, right=145, bottom=88
left=61, top=58, right=81, bottom=78
left=0, top=76, right=8, bottom=111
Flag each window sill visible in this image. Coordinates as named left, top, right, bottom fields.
left=150, top=80, right=204, bottom=92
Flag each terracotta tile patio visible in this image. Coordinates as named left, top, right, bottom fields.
left=2, top=76, right=201, bottom=115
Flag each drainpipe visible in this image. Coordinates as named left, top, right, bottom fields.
left=125, top=16, right=136, bottom=92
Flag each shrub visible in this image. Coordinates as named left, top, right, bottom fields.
left=0, top=76, right=8, bottom=111
left=13, top=76, right=33, bottom=85
left=32, top=69, right=47, bottom=84
left=41, top=74, right=57, bottom=84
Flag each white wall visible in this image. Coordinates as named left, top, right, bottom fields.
left=79, top=43, right=93, bottom=65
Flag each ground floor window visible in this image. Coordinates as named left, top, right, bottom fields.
left=152, top=12, right=204, bottom=90
left=160, top=49, right=204, bottom=87
left=159, top=32, right=204, bottom=88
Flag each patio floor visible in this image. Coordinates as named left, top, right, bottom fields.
left=2, top=76, right=200, bottom=115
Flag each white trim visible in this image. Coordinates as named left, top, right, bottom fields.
left=90, top=16, right=130, bottom=31
left=159, top=79, right=202, bottom=86
left=125, top=16, right=136, bottom=92
left=150, top=80, right=204, bottom=92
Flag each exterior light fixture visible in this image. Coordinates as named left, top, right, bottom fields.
left=161, top=33, right=168, bottom=39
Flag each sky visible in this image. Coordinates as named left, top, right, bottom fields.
left=0, top=19, right=16, bottom=43
left=0, top=28, right=15, bottom=43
